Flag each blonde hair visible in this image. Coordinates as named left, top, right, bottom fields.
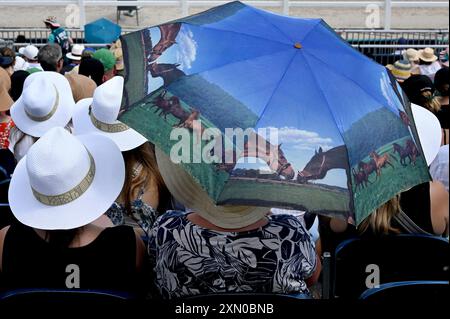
left=359, top=196, right=402, bottom=235
left=421, top=91, right=441, bottom=113
left=120, top=142, right=169, bottom=214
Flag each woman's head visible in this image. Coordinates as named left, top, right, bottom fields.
left=155, top=147, right=269, bottom=229
left=358, top=196, right=402, bottom=235
left=434, top=67, right=449, bottom=97
left=121, top=142, right=170, bottom=213
left=401, top=75, right=441, bottom=113
left=8, top=127, right=125, bottom=245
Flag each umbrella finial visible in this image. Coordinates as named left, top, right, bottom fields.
left=294, top=43, right=302, bottom=49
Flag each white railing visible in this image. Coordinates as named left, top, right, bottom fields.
left=1, top=0, right=449, bottom=30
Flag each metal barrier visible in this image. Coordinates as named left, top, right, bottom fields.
left=0, top=0, right=449, bottom=30
left=1, top=27, right=448, bottom=65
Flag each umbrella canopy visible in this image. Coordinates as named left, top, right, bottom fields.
left=119, top=1, right=430, bottom=225
left=85, top=18, right=121, bottom=44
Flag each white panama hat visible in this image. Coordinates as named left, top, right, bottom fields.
left=155, top=147, right=269, bottom=229
left=411, top=103, right=441, bottom=165
left=8, top=127, right=125, bottom=230
left=72, top=76, right=147, bottom=151
left=66, top=44, right=85, bottom=61
left=10, top=71, right=75, bottom=138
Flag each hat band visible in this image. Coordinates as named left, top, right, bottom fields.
left=31, top=150, right=96, bottom=206
left=89, top=106, right=129, bottom=133
left=24, top=85, right=59, bottom=122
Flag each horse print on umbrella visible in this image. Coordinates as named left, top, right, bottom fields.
left=297, top=146, right=350, bottom=184
left=392, top=139, right=420, bottom=166
left=214, top=135, right=295, bottom=181
left=142, top=24, right=186, bottom=91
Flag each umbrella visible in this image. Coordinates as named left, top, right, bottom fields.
left=119, top=1, right=430, bottom=225
left=84, top=18, right=121, bottom=44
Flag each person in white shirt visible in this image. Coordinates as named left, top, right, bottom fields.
left=21, top=45, right=43, bottom=71
left=413, top=48, right=442, bottom=81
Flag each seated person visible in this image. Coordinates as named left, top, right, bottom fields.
left=0, top=128, right=146, bottom=295
left=149, top=149, right=321, bottom=300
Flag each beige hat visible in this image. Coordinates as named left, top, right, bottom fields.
left=155, top=147, right=269, bottom=229
left=110, top=40, right=124, bottom=71
left=419, top=48, right=438, bottom=63
left=65, top=73, right=97, bottom=102
left=404, top=48, right=420, bottom=63
left=0, top=67, right=13, bottom=112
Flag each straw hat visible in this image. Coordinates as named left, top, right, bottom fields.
left=65, top=73, right=97, bottom=102
left=386, top=60, right=412, bottom=81
left=155, top=148, right=270, bottom=229
left=43, top=16, right=61, bottom=28
left=8, top=127, right=125, bottom=230
left=72, top=76, right=147, bottom=151
left=418, top=48, right=438, bottom=63
left=404, top=48, right=420, bottom=63
left=110, top=40, right=124, bottom=71
left=411, top=103, right=441, bottom=165
left=10, top=71, right=75, bottom=137
left=0, top=67, right=13, bottom=112
left=66, top=44, right=85, bottom=61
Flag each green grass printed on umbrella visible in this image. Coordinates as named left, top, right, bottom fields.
left=352, top=136, right=430, bottom=224
left=218, top=178, right=350, bottom=214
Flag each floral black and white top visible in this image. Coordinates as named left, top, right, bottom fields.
left=106, top=188, right=159, bottom=237
left=148, top=211, right=317, bottom=299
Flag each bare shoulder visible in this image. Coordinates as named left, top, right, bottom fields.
left=430, top=181, right=449, bottom=236
left=0, top=225, right=11, bottom=271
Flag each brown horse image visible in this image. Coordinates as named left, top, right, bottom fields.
left=148, top=62, right=186, bottom=87
left=151, top=90, right=178, bottom=119
left=215, top=134, right=295, bottom=180
left=394, top=139, right=420, bottom=166
left=297, top=146, right=349, bottom=183
left=352, top=167, right=371, bottom=191
left=357, top=159, right=377, bottom=178
left=369, top=150, right=396, bottom=178
left=399, top=110, right=411, bottom=127
left=150, top=23, right=182, bottom=62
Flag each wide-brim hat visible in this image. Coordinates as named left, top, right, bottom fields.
left=65, top=73, right=97, bottom=102
left=418, top=48, right=438, bottom=63
left=43, top=17, right=60, bottom=28
left=386, top=60, right=412, bottom=81
left=0, top=67, right=13, bottom=112
left=72, top=77, right=146, bottom=151
left=8, top=129, right=125, bottom=230
left=10, top=71, right=75, bottom=137
left=155, top=148, right=269, bottom=229
left=411, top=103, right=441, bottom=165
left=66, top=44, right=85, bottom=61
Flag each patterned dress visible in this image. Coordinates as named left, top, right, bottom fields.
left=149, top=211, right=317, bottom=299
left=0, top=119, right=14, bottom=149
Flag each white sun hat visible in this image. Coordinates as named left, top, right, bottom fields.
left=155, top=147, right=269, bottom=229
left=72, top=76, right=147, bottom=151
left=8, top=127, right=125, bottom=230
left=411, top=103, right=441, bottom=165
left=22, top=45, right=39, bottom=60
left=66, top=44, right=85, bottom=61
left=10, top=71, right=75, bottom=138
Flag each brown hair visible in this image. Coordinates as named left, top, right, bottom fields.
left=358, top=196, right=402, bottom=235
left=421, top=91, right=441, bottom=113
left=120, top=142, right=170, bottom=214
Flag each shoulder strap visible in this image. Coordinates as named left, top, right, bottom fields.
left=393, top=211, right=432, bottom=235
